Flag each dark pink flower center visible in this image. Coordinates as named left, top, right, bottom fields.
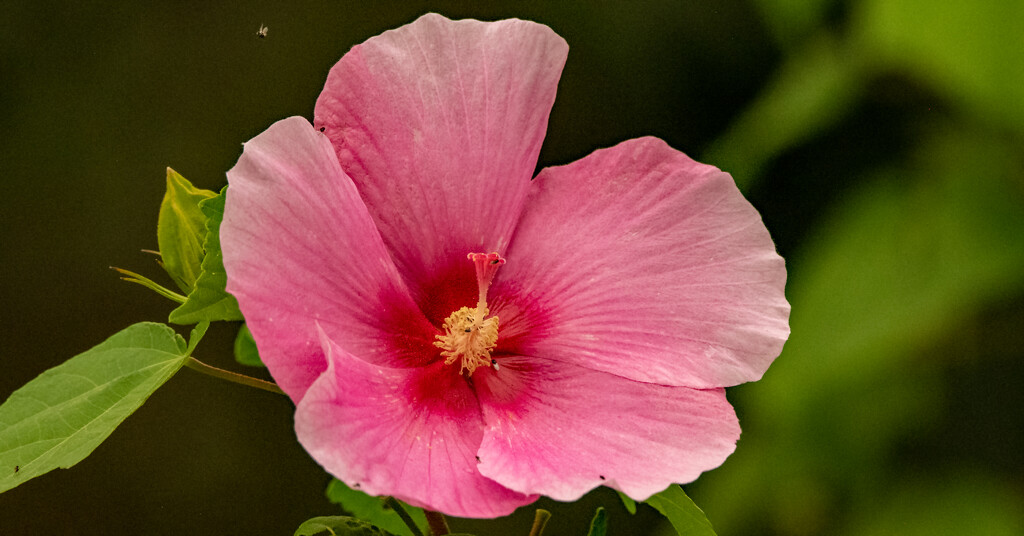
left=433, top=252, right=505, bottom=375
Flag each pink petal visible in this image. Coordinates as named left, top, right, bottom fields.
left=474, top=356, right=740, bottom=501
left=495, top=137, right=790, bottom=388
left=314, top=14, right=568, bottom=316
left=222, top=116, right=438, bottom=402
left=295, top=329, right=538, bottom=518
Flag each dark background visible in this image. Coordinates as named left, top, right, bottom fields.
left=2, top=1, right=1022, bottom=535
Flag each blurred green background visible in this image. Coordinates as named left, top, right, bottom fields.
left=1, top=1, right=1021, bottom=535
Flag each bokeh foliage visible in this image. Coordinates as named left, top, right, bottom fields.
left=691, top=0, right=1024, bottom=534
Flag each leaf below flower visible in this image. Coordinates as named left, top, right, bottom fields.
left=645, top=485, right=718, bottom=536
left=294, top=516, right=400, bottom=536
left=0, top=323, right=192, bottom=494
left=325, top=479, right=429, bottom=536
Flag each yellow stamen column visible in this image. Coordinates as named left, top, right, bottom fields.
left=434, top=252, right=505, bottom=375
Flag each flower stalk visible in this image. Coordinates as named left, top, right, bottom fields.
left=383, top=496, right=427, bottom=536
left=423, top=509, right=451, bottom=536
left=184, top=356, right=285, bottom=395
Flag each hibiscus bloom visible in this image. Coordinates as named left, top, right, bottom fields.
left=221, top=13, right=789, bottom=518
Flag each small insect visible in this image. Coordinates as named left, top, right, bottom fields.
left=491, top=359, right=500, bottom=371
left=257, top=24, right=269, bottom=38
left=14, top=465, right=18, bottom=473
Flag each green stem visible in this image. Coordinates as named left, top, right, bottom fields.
left=384, top=497, right=425, bottom=536
left=184, top=357, right=286, bottom=395
left=423, top=509, right=450, bottom=536
left=528, top=509, right=551, bottom=536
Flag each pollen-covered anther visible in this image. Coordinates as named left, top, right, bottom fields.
left=434, top=252, right=505, bottom=375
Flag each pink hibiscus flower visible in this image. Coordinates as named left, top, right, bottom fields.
left=221, top=13, right=789, bottom=518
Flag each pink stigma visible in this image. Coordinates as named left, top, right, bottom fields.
left=469, top=252, right=505, bottom=311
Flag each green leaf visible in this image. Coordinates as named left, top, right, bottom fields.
left=294, top=516, right=399, bottom=536
left=617, top=490, right=638, bottom=515
left=0, top=323, right=191, bottom=494
left=234, top=324, right=264, bottom=367
left=646, top=485, right=717, bottom=536
left=169, top=187, right=243, bottom=324
left=158, top=168, right=216, bottom=293
left=588, top=507, right=608, bottom=536
left=326, top=479, right=429, bottom=536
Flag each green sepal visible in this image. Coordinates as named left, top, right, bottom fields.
left=587, top=507, right=608, bottom=536
left=158, top=168, right=216, bottom=293
left=187, top=321, right=210, bottom=355
left=234, top=324, right=264, bottom=367
left=111, top=266, right=187, bottom=303
left=326, top=479, right=429, bottom=536
left=0, top=323, right=191, bottom=494
left=169, top=187, right=244, bottom=324
left=616, top=490, right=638, bottom=515
left=294, top=516, right=400, bottom=536
left=645, top=484, right=717, bottom=536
